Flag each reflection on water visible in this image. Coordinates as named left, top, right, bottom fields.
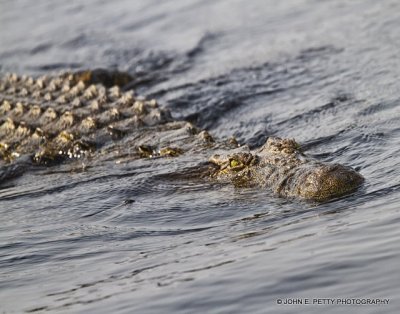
left=1, top=0, right=400, bottom=313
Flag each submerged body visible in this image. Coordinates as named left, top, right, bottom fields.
left=0, top=70, right=363, bottom=201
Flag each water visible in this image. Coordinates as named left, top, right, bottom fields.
left=1, top=0, right=400, bottom=313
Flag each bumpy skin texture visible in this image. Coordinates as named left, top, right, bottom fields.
left=0, top=70, right=364, bottom=201
left=0, top=70, right=171, bottom=164
left=209, top=137, right=364, bottom=201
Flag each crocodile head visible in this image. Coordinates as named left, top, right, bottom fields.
left=210, top=137, right=364, bottom=201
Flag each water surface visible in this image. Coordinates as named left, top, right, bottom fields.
left=1, top=0, right=400, bottom=313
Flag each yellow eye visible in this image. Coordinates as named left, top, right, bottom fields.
left=230, top=159, right=240, bottom=168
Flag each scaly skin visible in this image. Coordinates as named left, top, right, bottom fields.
left=0, top=70, right=172, bottom=164
left=209, top=137, right=364, bottom=201
left=0, top=70, right=364, bottom=201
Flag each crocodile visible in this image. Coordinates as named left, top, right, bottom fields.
left=0, top=70, right=364, bottom=201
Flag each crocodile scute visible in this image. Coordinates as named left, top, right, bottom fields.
left=0, top=70, right=364, bottom=201
left=0, top=70, right=171, bottom=164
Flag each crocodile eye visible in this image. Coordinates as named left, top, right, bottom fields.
left=230, top=159, right=239, bottom=167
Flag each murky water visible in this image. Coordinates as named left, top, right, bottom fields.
left=1, top=0, right=400, bottom=313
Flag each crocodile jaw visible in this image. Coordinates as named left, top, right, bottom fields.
left=294, top=164, right=364, bottom=201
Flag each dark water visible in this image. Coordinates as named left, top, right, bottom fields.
left=1, top=0, right=400, bottom=313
